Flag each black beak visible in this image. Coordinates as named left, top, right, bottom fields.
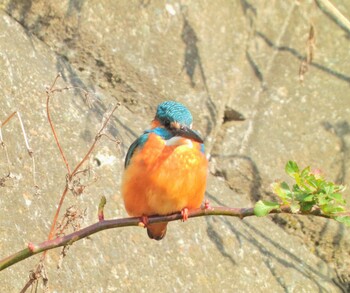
left=171, top=125, right=204, bottom=143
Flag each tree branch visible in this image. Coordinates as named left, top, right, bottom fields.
left=0, top=204, right=344, bottom=271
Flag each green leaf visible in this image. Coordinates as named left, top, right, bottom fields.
left=329, top=193, right=346, bottom=204
left=272, top=181, right=292, bottom=202
left=254, top=200, right=280, bottom=217
left=295, top=191, right=313, bottom=203
left=285, top=161, right=299, bottom=178
left=305, top=176, right=318, bottom=190
left=300, top=202, right=315, bottom=212
left=335, top=216, right=350, bottom=226
left=280, top=182, right=291, bottom=197
left=302, top=194, right=314, bottom=202
left=324, top=184, right=334, bottom=195
left=321, top=205, right=345, bottom=214
left=300, top=166, right=311, bottom=178
left=317, top=194, right=329, bottom=206
left=292, top=184, right=301, bottom=192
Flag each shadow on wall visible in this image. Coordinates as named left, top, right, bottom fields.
left=315, top=0, right=350, bottom=36
left=180, top=7, right=217, bottom=137
left=256, top=31, right=350, bottom=84
left=322, top=120, right=350, bottom=184
left=55, top=57, right=137, bottom=155
left=6, top=0, right=86, bottom=21
left=204, top=191, right=339, bottom=292
left=6, top=0, right=86, bottom=40
left=210, top=154, right=262, bottom=203
left=6, top=0, right=33, bottom=23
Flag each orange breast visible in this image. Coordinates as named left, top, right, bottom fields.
left=122, top=133, right=208, bottom=216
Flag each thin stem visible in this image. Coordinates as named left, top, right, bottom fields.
left=46, top=186, right=69, bottom=244
left=43, top=77, right=118, bottom=264
left=15, top=112, right=33, bottom=157
left=0, top=111, right=36, bottom=185
left=1, top=111, right=17, bottom=128
left=71, top=105, right=119, bottom=176
left=46, top=85, right=71, bottom=176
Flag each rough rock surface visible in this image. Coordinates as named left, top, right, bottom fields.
left=0, top=1, right=349, bottom=292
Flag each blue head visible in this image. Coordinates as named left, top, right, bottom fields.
left=153, top=101, right=203, bottom=143
left=155, top=101, right=193, bottom=128
left=124, top=101, right=204, bottom=168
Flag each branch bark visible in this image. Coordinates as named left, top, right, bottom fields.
left=0, top=205, right=339, bottom=271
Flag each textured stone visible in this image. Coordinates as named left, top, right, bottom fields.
left=0, top=1, right=349, bottom=291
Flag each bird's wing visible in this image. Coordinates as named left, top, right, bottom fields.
left=124, top=128, right=173, bottom=168
left=124, top=132, right=149, bottom=168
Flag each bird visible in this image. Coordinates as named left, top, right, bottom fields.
left=121, top=101, right=208, bottom=240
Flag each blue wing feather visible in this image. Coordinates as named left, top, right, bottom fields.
left=124, top=128, right=173, bottom=168
left=124, top=133, right=149, bottom=168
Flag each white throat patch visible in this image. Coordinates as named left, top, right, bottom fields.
left=165, top=136, right=193, bottom=148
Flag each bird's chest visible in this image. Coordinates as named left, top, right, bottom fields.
left=122, top=133, right=207, bottom=216
left=138, top=134, right=201, bottom=173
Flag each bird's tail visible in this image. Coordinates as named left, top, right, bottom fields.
left=147, top=223, right=168, bottom=240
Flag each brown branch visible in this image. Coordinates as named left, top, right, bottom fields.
left=46, top=186, right=69, bottom=246
left=46, top=73, right=71, bottom=175
left=71, top=104, right=120, bottom=176
left=0, top=204, right=345, bottom=271
left=45, top=104, right=119, bottom=242
left=43, top=74, right=119, bottom=259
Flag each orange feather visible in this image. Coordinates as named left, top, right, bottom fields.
left=122, top=133, right=207, bottom=239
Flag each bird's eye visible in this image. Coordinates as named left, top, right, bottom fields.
left=164, top=119, right=171, bottom=128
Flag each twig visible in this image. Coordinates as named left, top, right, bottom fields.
left=98, top=196, right=107, bottom=221
left=44, top=74, right=118, bottom=238
left=299, top=24, right=316, bottom=83
left=19, top=261, right=48, bottom=293
left=45, top=74, right=95, bottom=175
left=1, top=204, right=347, bottom=271
left=0, top=111, right=36, bottom=186
left=71, top=104, right=120, bottom=176
left=46, top=186, right=69, bottom=245
left=43, top=75, right=119, bottom=264
left=46, top=74, right=71, bottom=175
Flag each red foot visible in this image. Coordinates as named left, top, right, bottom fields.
left=204, top=199, right=210, bottom=210
left=181, top=208, right=189, bottom=222
left=139, top=215, right=149, bottom=228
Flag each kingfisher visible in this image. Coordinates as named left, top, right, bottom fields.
left=122, top=101, right=208, bottom=240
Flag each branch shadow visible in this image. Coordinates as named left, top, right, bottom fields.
left=205, top=216, right=237, bottom=265
left=55, top=55, right=138, bottom=158
left=245, top=50, right=267, bottom=90
left=6, top=0, right=33, bottom=24
left=322, top=120, right=350, bottom=184
left=315, top=0, right=350, bottom=36
left=211, top=154, right=262, bottom=203
left=180, top=8, right=217, bottom=135
left=256, top=31, right=350, bottom=84
left=204, top=187, right=337, bottom=291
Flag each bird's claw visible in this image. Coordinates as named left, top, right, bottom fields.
left=204, top=199, right=211, bottom=210
left=181, top=208, right=189, bottom=222
left=138, top=215, right=149, bottom=228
